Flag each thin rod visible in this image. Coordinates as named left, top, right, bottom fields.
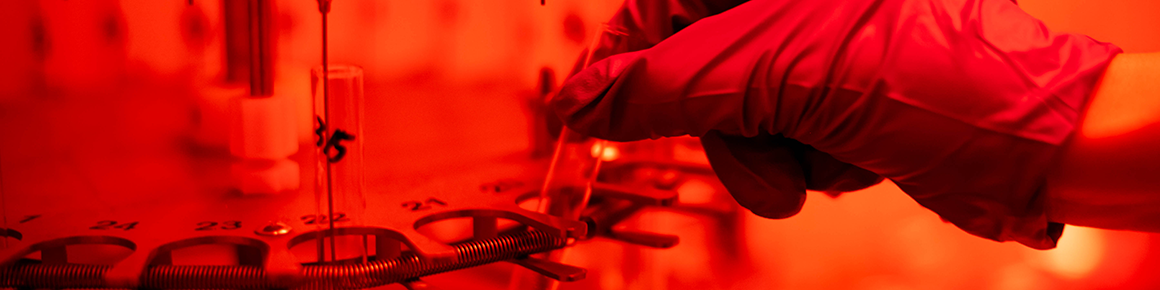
left=0, top=153, right=6, bottom=248
left=316, top=0, right=337, bottom=263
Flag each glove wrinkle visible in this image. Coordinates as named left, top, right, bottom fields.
left=799, top=145, right=884, bottom=192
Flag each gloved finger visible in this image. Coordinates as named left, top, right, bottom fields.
left=575, top=0, right=750, bottom=72
left=554, top=49, right=699, bottom=142
left=553, top=50, right=648, bottom=141
left=604, top=0, right=749, bottom=45
left=715, top=133, right=884, bottom=193
left=700, top=131, right=806, bottom=219
left=554, top=0, right=788, bottom=142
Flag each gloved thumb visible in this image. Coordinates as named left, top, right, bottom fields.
left=701, top=132, right=884, bottom=219
left=700, top=132, right=807, bottom=219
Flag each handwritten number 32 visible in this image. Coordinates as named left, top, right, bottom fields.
left=196, top=221, right=242, bottom=231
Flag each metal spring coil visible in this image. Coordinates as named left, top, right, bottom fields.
left=0, top=263, right=108, bottom=288
left=144, top=265, right=270, bottom=289
left=0, top=230, right=565, bottom=289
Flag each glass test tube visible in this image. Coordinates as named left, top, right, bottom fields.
left=536, top=24, right=610, bottom=221
left=311, top=65, right=367, bottom=263
left=537, top=129, right=607, bottom=221
left=510, top=24, right=613, bottom=290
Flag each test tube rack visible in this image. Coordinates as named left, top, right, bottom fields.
left=0, top=152, right=709, bottom=289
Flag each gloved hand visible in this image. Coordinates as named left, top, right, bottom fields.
left=554, top=0, right=1121, bottom=249
left=576, top=0, right=886, bottom=209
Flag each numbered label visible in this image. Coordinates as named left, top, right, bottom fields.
left=19, top=215, right=41, bottom=223
left=479, top=179, right=524, bottom=193
left=195, top=221, right=242, bottom=231
left=315, top=117, right=356, bottom=163
left=300, top=213, right=350, bottom=225
left=402, top=198, right=448, bottom=211
left=89, top=220, right=139, bottom=231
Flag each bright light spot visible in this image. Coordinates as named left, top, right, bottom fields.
left=590, top=143, right=603, bottom=158
left=1042, top=226, right=1105, bottom=279
left=603, top=144, right=621, bottom=162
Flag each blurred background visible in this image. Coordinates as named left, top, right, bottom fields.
left=0, top=0, right=1159, bottom=289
